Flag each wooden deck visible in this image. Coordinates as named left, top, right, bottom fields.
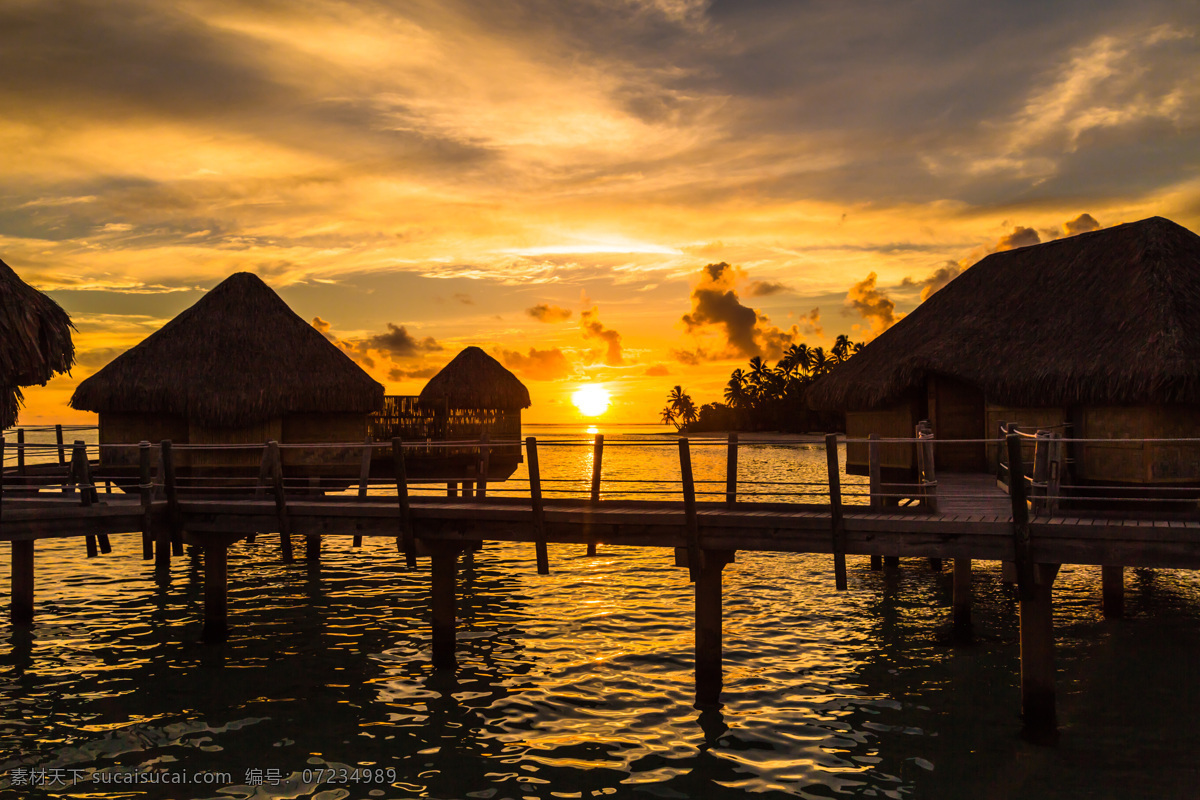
left=935, top=472, right=1012, bottom=516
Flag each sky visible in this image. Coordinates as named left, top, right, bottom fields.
left=3, top=0, right=1199, bottom=425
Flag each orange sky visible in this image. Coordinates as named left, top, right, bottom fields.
left=3, top=1, right=1199, bottom=425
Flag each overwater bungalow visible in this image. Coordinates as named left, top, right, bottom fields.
left=808, top=216, right=1200, bottom=489
left=70, top=272, right=385, bottom=482
left=370, top=346, right=530, bottom=482
left=0, top=258, right=75, bottom=429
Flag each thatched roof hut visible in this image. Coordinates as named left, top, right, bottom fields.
left=0, top=259, right=75, bottom=428
left=419, top=346, right=531, bottom=411
left=809, top=216, right=1200, bottom=484
left=810, top=217, right=1200, bottom=412
left=71, top=272, right=383, bottom=425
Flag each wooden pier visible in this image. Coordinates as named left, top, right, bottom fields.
left=3, top=429, right=1200, bottom=737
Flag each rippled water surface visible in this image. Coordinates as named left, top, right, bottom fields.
left=3, top=424, right=1200, bottom=799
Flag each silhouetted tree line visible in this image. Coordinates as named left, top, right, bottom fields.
left=660, top=335, right=863, bottom=434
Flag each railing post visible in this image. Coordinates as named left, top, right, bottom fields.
left=587, top=434, right=603, bottom=555
left=826, top=433, right=847, bottom=591
left=1047, top=432, right=1063, bottom=515
left=392, top=437, right=416, bottom=567
left=1032, top=430, right=1051, bottom=516
left=527, top=437, right=549, bottom=575
left=725, top=433, right=738, bottom=508
left=16, top=428, right=24, bottom=476
left=55, top=423, right=65, bottom=466
left=1007, top=432, right=1034, bottom=596
left=139, top=441, right=153, bottom=560
left=678, top=438, right=704, bottom=581
left=476, top=432, right=490, bottom=499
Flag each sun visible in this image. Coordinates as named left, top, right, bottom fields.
left=572, top=384, right=611, bottom=417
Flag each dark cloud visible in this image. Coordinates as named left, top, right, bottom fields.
left=671, top=348, right=701, bottom=366
left=679, top=262, right=800, bottom=360
left=500, top=347, right=573, bottom=380
left=902, top=262, right=963, bottom=302
left=747, top=280, right=789, bottom=297
left=644, top=364, right=669, bottom=376
left=366, top=323, right=442, bottom=358
left=388, top=365, right=439, bottom=380
left=311, top=316, right=336, bottom=341
left=846, top=272, right=900, bottom=336
left=996, top=226, right=1041, bottom=251
left=526, top=303, right=573, bottom=322
left=580, top=306, right=625, bottom=366
left=1064, top=213, right=1101, bottom=236
left=453, top=293, right=475, bottom=305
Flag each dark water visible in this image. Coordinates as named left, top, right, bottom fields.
left=3, top=425, right=1200, bottom=798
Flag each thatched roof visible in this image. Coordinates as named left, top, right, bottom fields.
left=419, top=346, right=531, bottom=410
left=71, top=272, right=383, bottom=425
left=809, top=217, right=1200, bottom=411
left=0, top=259, right=75, bottom=428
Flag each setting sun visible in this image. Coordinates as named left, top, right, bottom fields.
left=572, top=384, right=612, bottom=417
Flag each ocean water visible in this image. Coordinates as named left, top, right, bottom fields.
left=2, top=423, right=1200, bottom=799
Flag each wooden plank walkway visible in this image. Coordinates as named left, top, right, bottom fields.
left=936, top=472, right=1012, bottom=516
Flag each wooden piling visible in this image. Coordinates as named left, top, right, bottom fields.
left=1020, top=563, right=1060, bottom=733
left=353, top=435, right=371, bottom=547
left=16, top=428, right=25, bottom=475
left=527, top=437, right=549, bottom=575
left=139, top=442, right=153, bottom=560
left=162, top=440, right=183, bottom=557
left=267, top=441, right=294, bottom=563
left=587, top=434, right=603, bottom=555
left=869, top=434, right=883, bottom=570
left=678, top=438, right=704, bottom=582
left=928, top=558, right=942, bottom=571
left=154, top=443, right=171, bottom=570
left=11, top=540, right=34, bottom=627
left=55, top=423, right=65, bottom=466
left=825, top=433, right=847, bottom=591
left=74, top=442, right=110, bottom=554
left=1102, top=565, right=1124, bottom=618
left=392, top=437, right=416, bottom=567
left=430, top=543, right=460, bottom=669
left=953, top=558, right=972, bottom=640
left=203, top=542, right=229, bottom=643
left=725, top=433, right=738, bottom=508
left=695, top=549, right=735, bottom=707
left=447, top=481, right=458, bottom=498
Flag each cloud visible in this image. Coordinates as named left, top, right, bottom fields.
left=580, top=306, right=625, bottom=366
left=797, top=307, right=824, bottom=338
left=671, top=348, right=701, bottom=366
left=388, top=365, right=440, bottom=380
left=1063, top=213, right=1101, bottom=236
left=526, top=303, right=573, bottom=322
left=644, top=364, right=669, bottom=376
left=678, top=262, right=802, bottom=360
left=747, top=280, right=789, bottom=297
left=500, top=347, right=574, bottom=380
left=453, top=292, right=475, bottom=305
left=366, top=323, right=443, bottom=358
left=902, top=262, right=964, bottom=302
left=996, top=226, right=1041, bottom=251
left=311, top=316, right=336, bottom=341
left=846, top=272, right=900, bottom=336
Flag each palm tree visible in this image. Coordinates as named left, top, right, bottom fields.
left=781, top=343, right=811, bottom=376
left=747, top=355, right=769, bottom=387
left=660, top=406, right=676, bottom=427
left=832, top=334, right=852, bottom=364
left=810, top=346, right=830, bottom=376
left=724, top=371, right=749, bottom=410
left=678, top=395, right=698, bottom=427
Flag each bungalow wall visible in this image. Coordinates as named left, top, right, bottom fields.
left=983, top=405, right=1068, bottom=473
left=1078, top=405, right=1200, bottom=484
left=98, top=412, right=188, bottom=467
left=845, top=397, right=919, bottom=478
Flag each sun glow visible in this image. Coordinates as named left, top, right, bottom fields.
left=572, top=384, right=611, bottom=417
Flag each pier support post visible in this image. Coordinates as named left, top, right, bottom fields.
left=202, top=542, right=229, bottom=643
left=305, top=535, right=321, bottom=562
left=1102, top=565, right=1124, bottom=618
left=11, top=541, right=34, bottom=627
left=587, top=434, right=604, bottom=556
left=689, top=548, right=735, bottom=708
left=952, top=558, right=972, bottom=640
left=1020, top=563, right=1060, bottom=734
left=430, top=543, right=463, bottom=669
left=884, top=556, right=900, bottom=573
